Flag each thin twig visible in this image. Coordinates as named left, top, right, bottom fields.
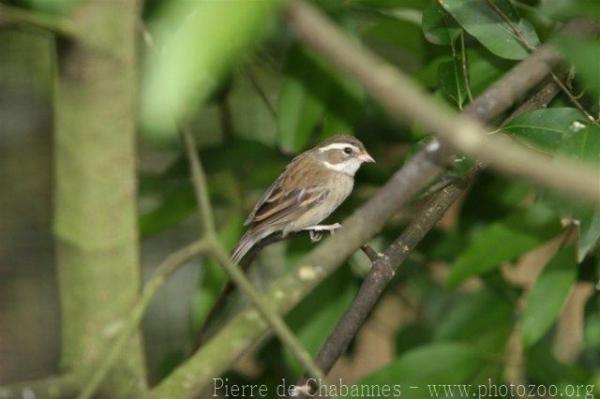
left=459, top=30, right=474, bottom=103
left=360, top=244, right=381, bottom=262
left=246, top=66, right=278, bottom=119
left=76, top=239, right=212, bottom=399
left=287, top=1, right=600, bottom=203
left=179, top=126, right=217, bottom=237
left=0, top=3, right=77, bottom=38
left=179, top=127, right=327, bottom=383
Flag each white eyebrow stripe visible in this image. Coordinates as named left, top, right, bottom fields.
left=323, top=160, right=359, bottom=176
left=323, top=161, right=347, bottom=171
left=318, top=143, right=359, bottom=152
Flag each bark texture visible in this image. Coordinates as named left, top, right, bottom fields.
left=53, top=1, right=146, bottom=397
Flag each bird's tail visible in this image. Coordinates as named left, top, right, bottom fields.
left=231, top=229, right=263, bottom=264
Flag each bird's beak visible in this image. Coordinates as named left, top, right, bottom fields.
left=359, top=151, right=375, bottom=163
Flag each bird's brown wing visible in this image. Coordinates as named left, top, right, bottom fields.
left=244, top=156, right=329, bottom=229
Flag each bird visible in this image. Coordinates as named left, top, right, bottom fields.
left=231, top=134, right=375, bottom=263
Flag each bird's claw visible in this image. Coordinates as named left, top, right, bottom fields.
left=307, top=223, right=342, bottom=242
left=309, top=230, right=323, bottom=242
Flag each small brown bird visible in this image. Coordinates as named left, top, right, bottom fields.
left=231, top=134, right=374, bottom=263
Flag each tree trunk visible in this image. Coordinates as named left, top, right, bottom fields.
left=53, top=1, right=146, bottom=397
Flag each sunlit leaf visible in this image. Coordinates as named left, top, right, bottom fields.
left=522, top=247, right=577, bottom=347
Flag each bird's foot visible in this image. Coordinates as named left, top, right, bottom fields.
left=305, top=223, right=342, bottom=242
left=309, top=230, right=322, bottom=242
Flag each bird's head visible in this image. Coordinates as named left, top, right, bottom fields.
left=312, top=134, right=375, bottom=176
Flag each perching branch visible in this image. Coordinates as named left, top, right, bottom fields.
left=0, top=3, right=77, bottom=38
left=76, top=239, right=212, bottom=399
left=287, top=0, right=600, bottom=204
left=179, top=128, right=327, bottom=383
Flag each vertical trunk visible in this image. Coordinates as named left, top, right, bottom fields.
left=54, top=0, right=146, bottom=397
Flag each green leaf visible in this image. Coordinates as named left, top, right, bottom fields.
left=521, top=247, right=577, bottom=347
left=141, top=0, right=279, bottom=141
left=504, top=107, right=587, bottom=152
left=139, top=184, right=195, bottom=237
left=465, top=46, right=512, bottom=97
left=277, top=46, right=331, bottom=153
left=578, top=210, right=600, bottom=262
left=361, top=15, right=426, bottom=71
left=345, top=343, right=482, bottom=398
left=422, top=1, right=460, bottom=45
left=555, top=37, right=600, bottom=97
left=438, top=59, right=466, bottom=107
left=439, top=0, right=539, bottom=60
left=436, top=290, right=513, bottom=347
left=448, top=204, right=560, bottom=286
left=538, top=0, right=600, bottom=19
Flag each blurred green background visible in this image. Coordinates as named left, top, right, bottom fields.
left=1, top=0, right=600, bottom=397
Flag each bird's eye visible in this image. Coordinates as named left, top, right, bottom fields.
left=343, top=147, right=353, bottom=155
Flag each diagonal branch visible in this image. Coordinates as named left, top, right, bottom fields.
left=287, top=0, right=600, bottom=204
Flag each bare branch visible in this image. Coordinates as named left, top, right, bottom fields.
left=287, top=1, right=600, bottom=204
left=360, top=244, right=381, bottom=262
